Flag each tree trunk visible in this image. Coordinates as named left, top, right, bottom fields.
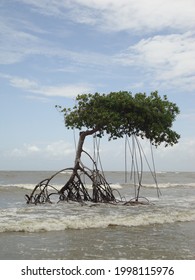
left=59, top=128, right=98, bottom=194
left=74, top=128, right=98, bottom=167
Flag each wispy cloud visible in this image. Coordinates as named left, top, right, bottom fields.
left=0, top=15, right=45, bottom=64
left=1, top=0, right=195, bottom=95
left=115, top=32, right=195, bottom=91
left=18, top=0, right=195, bottom=33
left=0, top=13, right=112, bottom=67
left=1, top=74, right=93, bottom=97
left=25, top=95, right=51, bottom=103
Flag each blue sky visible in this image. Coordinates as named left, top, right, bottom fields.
left=1, top=0, right=195, bottom=171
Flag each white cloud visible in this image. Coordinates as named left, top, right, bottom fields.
left=3, top=29, right=195, bottom=94
left=45, top=140, right=75, bottom=158
left=0, top=16, right=44, bottom=64
left=10, top=77, right=38, bottom=89
left=1, top=74, right=93, bottom=97
left=115, top=32, right=195, bottom=91
left=0, top=14, right=112, bottom=67
left=39, top=84, right=93, bottom=97
left=18, top=0, right=195, bottom=33
left=25, top=95, right=50, bottom=103
left=9, top=144, right=41, bottom=158
left=2, top=1, right=194, bottom=93
left=5, top=141, right=75, bottom=160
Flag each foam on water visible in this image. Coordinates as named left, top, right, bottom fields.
left=0, top=203, right=195, bottom=233
left=1, top=182, right=195, bottom=191
left=0, top=183, right=123, bottom=191
left=143, top=182, right=195, bottom=188
left=1, top=171, right=195, bottom=235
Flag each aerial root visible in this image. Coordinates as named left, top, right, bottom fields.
left=25, top=165, right=153, bottom=206
left=25, top=167, right=118, bottom=205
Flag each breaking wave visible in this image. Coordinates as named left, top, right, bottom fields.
left=0, top=205, right=195, bottom=233
left=1, top=182, right=195, bottom=191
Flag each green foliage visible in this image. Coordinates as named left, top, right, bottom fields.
left=57, top=91, right=180, bottom=147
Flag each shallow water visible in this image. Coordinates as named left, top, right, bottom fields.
left=0, top=221, right=195, bottom=260
left=0, top=171, right=195, bottom=259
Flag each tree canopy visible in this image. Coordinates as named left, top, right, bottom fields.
left=59, top=91, right=180, bottom=147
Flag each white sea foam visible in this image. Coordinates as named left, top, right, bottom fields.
left=0, top=205, right=195, bottom=233
left=0, top=183, right=123, bottom=191
left=143, top=182, right=195, bottom=188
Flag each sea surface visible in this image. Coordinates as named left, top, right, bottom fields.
left=0, top=170, right=195, bottom=260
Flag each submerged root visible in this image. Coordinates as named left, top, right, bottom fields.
left=124, top=196, right=153, bottom=206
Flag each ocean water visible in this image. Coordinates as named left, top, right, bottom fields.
left=0, top=170, right=195, bottom=260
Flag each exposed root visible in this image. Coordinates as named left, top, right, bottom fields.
left=25, top=168, right=154, bottom=206
left=25, top=166, right=117, bottom=205
left=25, top=132, right=158, bottom=206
